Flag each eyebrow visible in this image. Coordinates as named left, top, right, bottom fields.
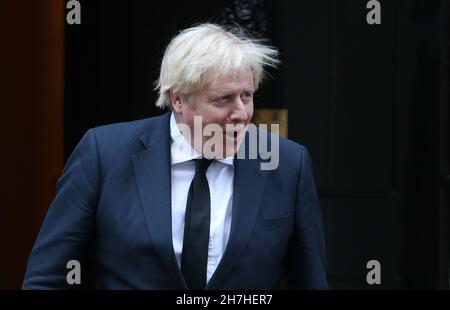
left=210, top=89, right=254, bottom=97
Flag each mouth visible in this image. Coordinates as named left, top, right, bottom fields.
left=224, top=123, right=246, bottom=139
left=224, top=131, right=242, bottom=141
left=224, top=131, right=238, bottom=136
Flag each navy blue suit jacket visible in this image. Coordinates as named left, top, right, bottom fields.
left=23, top=113, right=328, bottom=289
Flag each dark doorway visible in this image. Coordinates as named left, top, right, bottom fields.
left=64, top=0, right=449, bottom=289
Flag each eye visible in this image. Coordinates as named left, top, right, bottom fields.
left=220, top=95, right=232, bottom=102
left=211, top=95, right=232, bottom=106
left=241, top=92, right=253, bottom=102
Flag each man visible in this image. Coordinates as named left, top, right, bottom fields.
left=23, top=24, right=328, bottom=289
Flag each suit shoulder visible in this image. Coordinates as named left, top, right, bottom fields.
left=279, top=136, right=308, bottom=154
left=91, top=113, right=167, bottom=138
left=256, top=127, right=310, bottom=172
left=278, top=136, right=311, bottom=173
left=85, top=113, right=170, bottom=158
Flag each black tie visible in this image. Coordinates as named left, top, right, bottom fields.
left=181, top=158, right=213, bottom=290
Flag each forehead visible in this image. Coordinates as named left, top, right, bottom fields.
left=201, top=68, right=254, bottom=94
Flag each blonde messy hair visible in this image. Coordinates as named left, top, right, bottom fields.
left=155, top=23, right=279, bottom=109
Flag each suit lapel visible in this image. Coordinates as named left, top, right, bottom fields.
left=206, top=145, right=269, bottom=290
left=132, top=113, right=187, bottom=289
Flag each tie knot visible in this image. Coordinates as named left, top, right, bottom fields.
left=195, top=158, right=213, bottom=175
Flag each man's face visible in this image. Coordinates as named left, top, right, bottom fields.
left=172, top=69, right=254, bottom=158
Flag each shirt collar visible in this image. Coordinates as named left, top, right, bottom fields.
left=170, top=112, right=234, bottom=167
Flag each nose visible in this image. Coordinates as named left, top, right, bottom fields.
left=229, top=97, right=248, bottom=123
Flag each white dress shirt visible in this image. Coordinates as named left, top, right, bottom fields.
left=169, top=113, right=234, bottom=283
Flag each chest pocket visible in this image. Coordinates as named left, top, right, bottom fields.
left=253, top=212, right=292, bottom=233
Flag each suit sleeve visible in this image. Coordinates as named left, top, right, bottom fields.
left=22, top=129, right=100, bottom=289
left=285, top=146, right=328, bottom=289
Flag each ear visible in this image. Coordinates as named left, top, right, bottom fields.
left=170, top=90, right=183, bottom=113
